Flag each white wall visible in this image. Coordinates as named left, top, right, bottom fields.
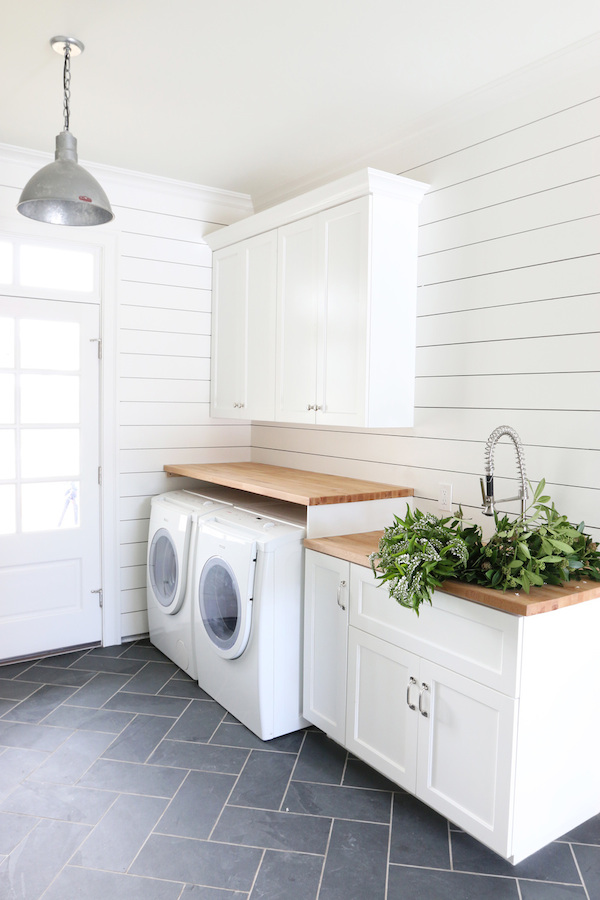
left=251, top=68, right=600, bottom=543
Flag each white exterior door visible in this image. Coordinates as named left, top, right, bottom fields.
left=0, top=295, right=102, bottom=660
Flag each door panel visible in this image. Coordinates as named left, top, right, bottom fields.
left=0, top=297, right=101, bottom=660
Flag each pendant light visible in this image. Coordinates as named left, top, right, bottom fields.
left=17, top=36, right=114, bottom=226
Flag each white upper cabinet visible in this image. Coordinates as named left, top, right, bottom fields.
left=206, top=168, right=428, bottom=427
left=210, top=231, right=277, bottom=420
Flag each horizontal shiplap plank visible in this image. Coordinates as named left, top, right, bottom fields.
left=119, top=445, right=248, bottom=474
left=119, top=354, right=210, bottom=380
left=116, top=206, right=220, bottom=240
left=418, top=217, right=599, bottom=285
left=120, top=543, right=147, bottom=568
left=120, top=232, right=212, bottom=267
left=120, top=565, right=146, bottom=591
left=419, top=136, right=600, bottom=225
left=417, top=254, right=600, bottom=316
left=119, top=281, right=211, bottom=313
left=119, top=378, right=209, bottom=404
left=415, top=372, right=600, bottom=411
left=416, top=333, right=600, bottom=377
left=119, top=424, right=251, bottom=450
left=417, top=294, right=600, bottom=345
left=120, top=520, right=149, bottom=544
left=120, top=609, right=148, bottom=640
left=120, top=257, right=211, bottom=290
left=120, top=495, right=153, bottom=521
left=120, top=331, right=210, bottom=358
left=414, top=96, right=600, bottom=198
left=120, top=588, right=148, bottom=615
left=120, top=306, right=210, bottom=335
left=419, top=176, right=600, bottom=255
left=120, top=401, right=209, bottom=426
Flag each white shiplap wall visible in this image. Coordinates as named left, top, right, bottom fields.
left=251, top=73, right=600, bottom=542
left=110, top=187, right=254, bottom=638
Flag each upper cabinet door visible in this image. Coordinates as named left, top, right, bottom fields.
left=211, top=232, right=277, bottom=420
left=317, top=198, right=369, bottom=427
left=211, top=245, right=245, bottom=418
left=276, top=217, right=319, bottom=424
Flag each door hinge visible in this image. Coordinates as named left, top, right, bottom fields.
left=90, top=337, right=102, bottom=359
left=98, top=466, right=102, bottom=486
left=91, top=588, right=104, bottom=608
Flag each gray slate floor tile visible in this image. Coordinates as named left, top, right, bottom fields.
left=0, top=811, right=40, bottom=854
left=70, top=793, right=167, bottom=872
left=3, top=683, right=76, bottom=723
left=148, top=737, right=249, bottom=774
left=451, top=831, right=583, bottom=884
left=250, top=849, right=324, bottom=900
left=0, top=818, right=90, bottom=900
left=1, top=779, right=117, bottom=824
left=156, top=769, right=237, bottom=839
left=212, top=805, right=331, bottom=854
left=387, top=864, right=520, bottom=899
left=121, top=660, right=179, bottom=694
left=389, top=791, right=451, bottom=868
left=284, top=778, right=392, bottom=824
left=64, top=671, right=131, bottom=707
left=318, top=819, right=389, bottom=900
left=101, top=713, right=175, bottom=762
left=42, top=703, right=135, bottom=733
left=130, top=832, right=262, bottom=891
left=0, top=720, right=70, bottom=751
left=292, top=730, right=346, bottom=784
left=519, top=882, right=588, bottom=899
left=572, top=843, right=600, bottom=900
left=229, top=749, right=296, bottom=810
left=42, top=866, right=183, bottom=900
left=103, top=690, right=189, bottom=717
left=27, top=728, right=114, bottom=784
left=79, top=757, right=187, bottom=797
left=168, top=698, right=227, bottom=742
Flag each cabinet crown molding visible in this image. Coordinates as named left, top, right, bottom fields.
left=205, top=167, right=429, bottom=251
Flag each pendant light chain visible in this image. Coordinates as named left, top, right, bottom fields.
left=63, top=43, right=71, bottom=132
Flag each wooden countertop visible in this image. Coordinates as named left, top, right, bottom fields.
left=304, top=531, right=600, bottom=616
left=164, top=462, right=413, bottom=507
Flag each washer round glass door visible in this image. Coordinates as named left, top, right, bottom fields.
left=198, top=556, right=252, bottom=659
left=148, top=527, right=182, bottom=614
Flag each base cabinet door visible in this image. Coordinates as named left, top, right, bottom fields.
left=346, top=626, right=418, bottom=791
left=303, top=550, right=349, bottom=744
left=416, top=659, right=517, bottom=858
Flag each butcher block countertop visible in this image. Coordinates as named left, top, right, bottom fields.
left=304, top=530, right=600, bottom=617
left=164, top=462, right=413, bottom=507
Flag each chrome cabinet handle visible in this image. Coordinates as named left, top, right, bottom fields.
left=336, top=579, right=347, bottom=610
left=233, top=402, right=245, bottom=408
left=419, top=682, right=430, bottom=718
left=315, top=405, right=322, bottom=410
left=406, top=675, right=417, bottom=710
left=307, top=404, right=314, bottom=410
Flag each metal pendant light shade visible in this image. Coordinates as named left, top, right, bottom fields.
left=17, top=37, right=114, bottom=227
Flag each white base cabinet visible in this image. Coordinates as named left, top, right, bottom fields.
left=303, top=550, right=600, bottom=864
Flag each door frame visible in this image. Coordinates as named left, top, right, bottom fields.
left=0, top=215, right=120, bottom=647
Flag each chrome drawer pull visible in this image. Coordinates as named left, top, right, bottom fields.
left=406, top=675, right=417, bottom=710
left=419, top=682, right=430, bottom=718
left=337, top=580, right=347, bottom=610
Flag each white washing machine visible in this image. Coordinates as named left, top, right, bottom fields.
left=146, top=490, right=230, bottom=679
left=192, top=507, right=309, bottom=740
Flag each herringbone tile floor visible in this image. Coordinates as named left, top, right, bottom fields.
left=0, top=640, right=598, bottom=899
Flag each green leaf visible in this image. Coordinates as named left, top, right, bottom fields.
left=548, top=538, right=576, bottom=555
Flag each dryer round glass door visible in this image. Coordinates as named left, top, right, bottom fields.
left=198, top=556, right=252, bottom=659
left=148, top=527, right=184, bottom=614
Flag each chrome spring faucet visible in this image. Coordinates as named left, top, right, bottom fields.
left=480, top=426, right=528, bottom=518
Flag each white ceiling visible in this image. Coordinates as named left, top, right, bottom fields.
left=2, top=1, right=600, bottom=208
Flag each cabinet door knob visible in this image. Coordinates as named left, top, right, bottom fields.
left=315, top=405, right=322, bottom=411
left=307, top=404, right=314, bottom=410
left=406, top=675, right=417, bottom=711
left=419, top=682, right=430, bottom=718
left=337, top=579, right=347, bottom=611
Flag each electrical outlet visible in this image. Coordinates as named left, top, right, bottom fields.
left=438, top=483, right=452, bottom=511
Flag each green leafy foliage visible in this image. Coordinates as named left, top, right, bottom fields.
left=372, top=480, right=600, bottom=614
left=463, top=478, right=600, bottom=593
left=369, top=506, right=471, bottom=615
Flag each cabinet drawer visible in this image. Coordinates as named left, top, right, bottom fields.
left=350, top=564, right=522, bottom=696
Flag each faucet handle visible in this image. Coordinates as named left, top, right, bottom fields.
left=480, top=476, right=495, bottom=516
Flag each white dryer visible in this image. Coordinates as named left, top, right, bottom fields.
left=192, top=507, right=308, bottom=740
left=146, top=490, right=230, bottom=679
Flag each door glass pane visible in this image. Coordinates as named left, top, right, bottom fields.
left=20, top=320, right=80, bottom=370
left=0, top=241, right=12, bottom=284
left=20, top=375, right=79, bottom=424
left=149, top=530, right=178, bottom=608
left=19, top=245, right=95, bottom=292
left=199, top=558, right=241, bottom=649
left=0, top=485, right=16, bottom=534
left=21, top=429, right=79, bottom=478
left=0, top=374, right=15, bottom=423
left=0, top=318, right=14, bottom=365
left=21, top=481, right=80, bottom=532
left=0, top=430, right=15, bottom=478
